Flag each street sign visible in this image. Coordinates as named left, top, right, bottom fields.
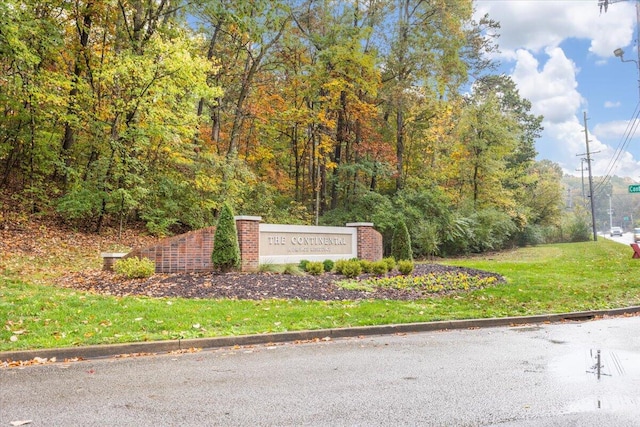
left=629, top=185, right=640, bottom=193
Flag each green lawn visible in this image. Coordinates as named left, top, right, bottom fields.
left=2, top=239, right=639, bottom=352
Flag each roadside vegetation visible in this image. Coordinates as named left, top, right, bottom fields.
left=2, top=220, right=638, bottom=352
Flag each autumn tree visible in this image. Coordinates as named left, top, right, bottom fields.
left=377, top=0, right=473, bottom=192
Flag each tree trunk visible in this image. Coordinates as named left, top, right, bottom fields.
left=60, top=2, right=94, bottom=186
left=330, top=91, right=347, bottom=210
left=396, top=109, right=405, bottom=191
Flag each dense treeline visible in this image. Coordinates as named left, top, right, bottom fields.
left=0, top=0, right=572, bottom=255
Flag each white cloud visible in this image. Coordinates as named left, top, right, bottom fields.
left=594, top=119, right=640, bottom=139
left=475, top=1, right=635, bottom=59
left=473, top=0, right=639, bottom=178
left=512, top=47, right=583, bottom=124
left=538, top=120, right=586, bottom=172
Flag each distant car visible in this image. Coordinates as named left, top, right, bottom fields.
left=610, top=226, right=623, bottom=237
left=634, top=228, right=640, bottom=243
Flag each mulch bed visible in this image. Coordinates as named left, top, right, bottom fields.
left=57, top=264, right=505, bottom=301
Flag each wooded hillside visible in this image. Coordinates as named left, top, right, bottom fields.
left=0, top=0, right=570, bottom=256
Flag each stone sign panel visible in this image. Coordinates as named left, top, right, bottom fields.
left=259, top=223, right=357, bottom=264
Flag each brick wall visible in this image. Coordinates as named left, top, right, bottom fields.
left=126, top=227, right=216, bottom=273
left=347, top=223, right=383, bottom=261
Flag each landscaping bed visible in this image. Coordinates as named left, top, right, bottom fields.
left=57, top=264, right=505, bottom=301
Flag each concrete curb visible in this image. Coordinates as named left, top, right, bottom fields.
left=3, top=306, right=640, bottom=363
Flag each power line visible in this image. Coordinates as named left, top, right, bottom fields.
left=592, top=101, right=640, bottom=196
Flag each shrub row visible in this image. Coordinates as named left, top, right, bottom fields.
left=113, top=255, right=414, bottom=280
left=298, top=257, right=414, bottom=278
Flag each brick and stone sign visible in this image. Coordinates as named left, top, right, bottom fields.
left=259, top=224, right=357, bottom=264
left=118, top=217, right=382, bottom=273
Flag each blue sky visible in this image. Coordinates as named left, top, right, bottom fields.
left=474, top=0, right=640, bottom=179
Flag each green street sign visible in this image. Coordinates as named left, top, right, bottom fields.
left=630, top=185, right=640, bottom=193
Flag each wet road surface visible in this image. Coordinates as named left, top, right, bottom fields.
left=2, top=316, right=640, bottom=426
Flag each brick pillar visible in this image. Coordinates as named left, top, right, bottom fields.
left=346, top=222, right=383, bottom=261
left=101, top=253, right=127, bottom=271
left=235, top=216, right=262, bottom=272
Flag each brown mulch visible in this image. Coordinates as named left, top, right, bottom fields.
left=57, top=264, right=505, bottom=301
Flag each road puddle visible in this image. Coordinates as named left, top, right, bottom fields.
left=551, top=349, right=640, bottom=379
left=549, top=349, right=640, bottom=413
left=565, top=395, right=640, bottom=412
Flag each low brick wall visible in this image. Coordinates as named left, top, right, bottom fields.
left=126, top=227, right=216, bottom=273
left=121, top=218, right=383, bottom=273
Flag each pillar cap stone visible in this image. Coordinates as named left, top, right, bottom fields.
left=100, top=252, right=128, bottom=257
left=346, top=222, right=374, bottom=227
left=235, top=216, right=262, bottom=221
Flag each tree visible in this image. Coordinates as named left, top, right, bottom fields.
left=453, top=95, right=518, bottom=210
left=378, top=0, right=473, bottom=192
left=212, top=202, right=241, bottom=272
left=391, top=219, right=413, bottom=261
left=194, top=0, right=291, bottom=156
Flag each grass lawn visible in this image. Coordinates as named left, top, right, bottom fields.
left=2, top=239, right=639, bottom=352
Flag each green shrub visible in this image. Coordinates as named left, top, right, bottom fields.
left=113, top=257, right=155, bottom=279
left=334, top=259, right=348, bottom=275
left=468, top=208, right=517, bottom=252
left=339, top=260, right=362, bottom=278
left=211, top=203, right=241, bottom=272
left=391, top=220, right=413, bottom=261
left=382, top=257, right=396, bottom=271
left=298, top=259, right=310, bottom=270
left=568, top=212, right=591, bottom=242
left=397, top=260, right=414, bottom=275
left=371, top=260, right=389, bottom=275
left=515, top=224, right=545, bottom=246
left=359, top=259, right=374, bottom=273
left=322, top=259, right=335, bottom=272
left=305, top=261, right=324, bottom=275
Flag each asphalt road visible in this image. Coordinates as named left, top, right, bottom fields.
left=601, top=231, right=634, bottom=245
left=2, top=316, right=640, bottom=426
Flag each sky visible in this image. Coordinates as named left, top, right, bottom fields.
left=473, top=0, right=640, bottom=180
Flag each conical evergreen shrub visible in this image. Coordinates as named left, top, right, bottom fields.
left=212, top=203, right=241, bottom=272
left=391, top=220, right=413, bottom=261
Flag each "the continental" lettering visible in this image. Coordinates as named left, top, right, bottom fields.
left=267, top=235, right=347, bottom=246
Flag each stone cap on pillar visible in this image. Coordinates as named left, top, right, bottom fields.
left=346, top=222, right=374, bottom=227
left=235, top=216, right=262, bottom=222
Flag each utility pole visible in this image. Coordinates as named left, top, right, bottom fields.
left=579, top=111, right=598, bottom=241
